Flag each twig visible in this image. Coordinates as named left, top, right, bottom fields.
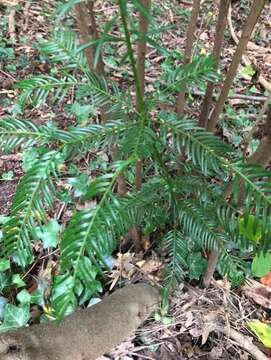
left=194, top=90, right=267, bottom=102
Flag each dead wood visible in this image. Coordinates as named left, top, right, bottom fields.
left=221, top=327, right=269, bottom=360
left=0, top=284, right=160, bottom=360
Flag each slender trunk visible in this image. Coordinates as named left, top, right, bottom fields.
left=130, top=0, right=151, bottom=251
left=202, top=251, right=219, bottom=288
left=198, top=0, right=230, bottom=129
left=75, top=1, right=108, bottom=124
left=74, top=3, right=95, bottom=71
left=177, top=0, right=201, bottom=117
left=85, top=0, right=105, bottom=76
left=134, top=0, right=151, bottom=195
left=207, top=0, right=267, bottom=132
left=74, top=1, right=104, bottom=75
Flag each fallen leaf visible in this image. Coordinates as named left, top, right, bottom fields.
left=136, top=259, right=162, bottom=274
left=243, top=280, right=271, bottom=310
left=247, top=320, right=271, bottom=349
left=260, top=272, right=271, bottom=288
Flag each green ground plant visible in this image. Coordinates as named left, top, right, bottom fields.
left=0, top=0, right=270, bottom=331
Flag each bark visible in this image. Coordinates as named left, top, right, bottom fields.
left=135, top=0, right=151, bottom=188
left=74, top=1, right=104, bottom=75
left=202, top=251, right=219, bottom=288
left=85, top=0, right=104, bottom=76
left=177, top=0, right=201, bottom=117
left=131, top=0, right=151, bottom=251
left=0, top=284, right=160, bottom=360
left=198, top=0, right=230, bottom=129
left=207, top=0, right=267, bottom=132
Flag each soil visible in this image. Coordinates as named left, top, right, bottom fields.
left=0, top=155, right=23, bottom=214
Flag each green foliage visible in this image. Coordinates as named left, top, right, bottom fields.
left=0, top=0, right=270, bottom=329
left=251, top=252, right=271, bottom=277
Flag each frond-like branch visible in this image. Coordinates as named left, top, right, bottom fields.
left=2, top=151, right=63, bottom=267
left=163, top=230, right=188, bottom=288
left=55, top=159, right=135, bottom=318
left=0, top=118, right=42, bottom=152
left=158, top=113, right=271, bottom=247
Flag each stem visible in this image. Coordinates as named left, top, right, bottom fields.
left=74, top=2, right=95, bottom=71
left=118, top=0, right=151, bottom=250
left=135, top=0, right=151, bottom=193
left=118, top=0, right=144, bottom=110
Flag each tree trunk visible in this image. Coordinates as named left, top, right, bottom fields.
left=131, top=0, right=151, bottom=251
left=74, top=1, right=104, bottom=75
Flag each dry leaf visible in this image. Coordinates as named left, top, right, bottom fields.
left=136, top=259, right=162, bottom=274
left=243, top=280, right=271, bottom=310
left=260, top=272, right=271, bottom=288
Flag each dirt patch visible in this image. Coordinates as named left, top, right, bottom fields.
left=0, top=154, right=23, bottom=215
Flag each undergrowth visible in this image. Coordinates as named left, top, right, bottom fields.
left=0, top=0, right=270, bottom=332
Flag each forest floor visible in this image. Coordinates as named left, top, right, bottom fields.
left=0, top=0, right=271, bottom=359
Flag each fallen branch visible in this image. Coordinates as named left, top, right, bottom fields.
left=221, top=327, right=269, bottom=360
left=0, top=284, right=160, bottom=360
